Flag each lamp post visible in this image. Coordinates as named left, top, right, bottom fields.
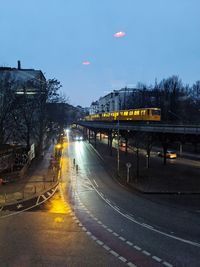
left=117, top=117, right=120, bottom=174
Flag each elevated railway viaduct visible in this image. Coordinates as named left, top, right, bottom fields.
left=77, top=121, right=200, bottom=165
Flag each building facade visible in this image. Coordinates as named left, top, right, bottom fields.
left=0, top=61, right=46, bottom=149
left=91, top=88, right=137, bottom=114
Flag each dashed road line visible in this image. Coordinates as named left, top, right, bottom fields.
left=119, top=256, right=127, bottom=263
left=163, top=261, right=173, bottom=267
left=91, top=235, right=97, bottom=240
left=142, top=250, right=151, bottom=256
left=103, top=245, right=110, bottom=251
left=88, top=176, right=200, bottom=248
left=126, top=241, right=133, bottom=246
left=110, top=250, right=119, bottom=257
left=127, top=262, right=137, bottom=267
left=134, top=245, right=141, bottom=251
left=70, top=187, right=173, bottom=267
left=113, top=232, right=119, bottom=237
left=152, top=256, right=162, bottom=262
left=96, top=240, right=104, bottom=246
left=119, top=236, right=126, bottom=241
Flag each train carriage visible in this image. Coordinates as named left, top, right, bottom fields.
left=86, top=108, right=161, bottom=122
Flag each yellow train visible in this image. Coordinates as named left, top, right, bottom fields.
left=85, top=108, right=161, bottom=122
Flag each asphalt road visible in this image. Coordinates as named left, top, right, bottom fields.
left=63, top=132, right=200, bottom=267
left=1, top=133, right=200, bottom=267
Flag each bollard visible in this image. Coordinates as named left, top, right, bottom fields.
left=73, top=158, right=76, bottom=167
left=76, top=164, right=78, bottom=173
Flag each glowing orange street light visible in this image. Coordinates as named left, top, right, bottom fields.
left=55, top=144, right=62, bottom=149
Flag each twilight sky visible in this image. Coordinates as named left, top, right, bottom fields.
left=0, top=0, right=200, bottom=107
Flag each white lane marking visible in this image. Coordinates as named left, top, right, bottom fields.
left=110, top=250, right=119, bottom=257
left=103, top=245, right=110, bottom=251
left=152, top=256, right=162, bottom=262
left=142, top=223, right=154, bottom=229
left=91, top=235, right=97, bottom=241
left=96, top=240, right=104, bottom=246
left=163, top=261, right=173, bottom=267
left=17, top=204, right=23, bottom=209
left=88, top=179, right=200, bottom=248
left=114, top=206, right=120, bottom=211
left=126, top=241, right=133, bottom=246
left=107, top=228, right=113, bottom=233
left=0, top=185, right=59, bottom=219
left=82, top=227, right=87, bottom=231
left=93, top=179, right=99, bottom=187
left=119, top=236, right=126, bottom=241
left=98, top=221, right=102, bottom=225
left=142, top=250, right=151, bottom=256
left=87, top=143, right=104, bottom=161
left=127, top=262, right=137, bottom=267
left=119, top=256, right=127, bottom=263
left=41, top=194, right=47, bottom=200
left=86, top=231, right=91, bottom=235
left=36, top=195, right=41, bottom=205
left=106, top=199, right=111, bottom=204
left=134, top=245, right=141, bottom=251
left=113, top=232, right=119, bottom=237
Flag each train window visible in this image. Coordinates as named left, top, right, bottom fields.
left=152, top=109, right=161, bottom=115
left=141, top=110, right=146, bottom=115
left=129, top=111, right=133, bottom=115
left=134, top=110, right=140, bottom=115
left=124, top=111, right=128, bottom=116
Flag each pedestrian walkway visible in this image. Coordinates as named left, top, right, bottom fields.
left=0, top=143, right=58, bottom=206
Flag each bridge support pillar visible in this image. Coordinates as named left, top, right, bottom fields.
left=109, top=131, right=113, bottom=156
left=88, top=129, right=91, bottom=143
left=162, top=142, right=168, bottom=165
left=125, top=137, right=128, bottom=154
left=94, top=131, right=97, bottom=149
left=136, top=147, right=139, bottom=180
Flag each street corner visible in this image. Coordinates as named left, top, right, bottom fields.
left=0, top=183, right=59, bottom=217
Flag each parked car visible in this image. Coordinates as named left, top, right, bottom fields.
left=157, top=150, right=177, bottom=159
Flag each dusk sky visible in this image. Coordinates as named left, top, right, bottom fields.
left=1, top=0, right=200, bottom=107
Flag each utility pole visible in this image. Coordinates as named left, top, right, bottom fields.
left=117, top=118, right=120, bottom=174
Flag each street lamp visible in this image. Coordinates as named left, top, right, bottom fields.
left=117, top=116, right=120, bottom=174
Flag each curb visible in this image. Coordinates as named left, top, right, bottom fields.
left=0, top=181, right=59, bottom=208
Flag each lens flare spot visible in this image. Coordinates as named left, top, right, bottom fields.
left=82, top=61, right=91, bottom=65
left=114, top=31, right=126, bottom=38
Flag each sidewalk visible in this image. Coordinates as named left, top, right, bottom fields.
left=90, top=139, right=200, bottom=194
left=0, top=143, right=58, bottom=206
